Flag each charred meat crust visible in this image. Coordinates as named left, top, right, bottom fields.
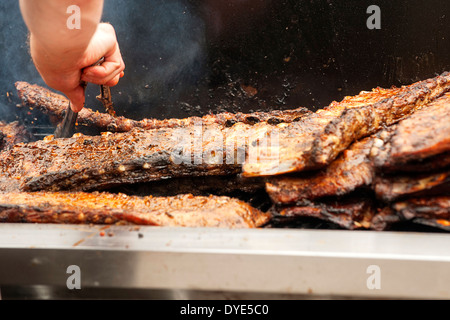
left=392, top=196, right=450, bottom=231
left=376, top=152, right=450, bottom=173
left=266, top=90, right=450, bottom=205
left=393, top=197, right=450, bottom=220
left=312, top=78, right=448, bottom=165
left=270, top=195, right=450, bottom=231
left=108, top=175, right=265, bottom=197
left=0, top=121, right=276, bottom=192
left=0, top=191, right=271, bottom=228
left=5, top=74, right=450, bottom=232
left=243, top=72, right=450, bottom=177
left=373, top=92, right=450, bottom=169
left=270, top=195, right=399, bottom=231
left=374, top=170, right=450, bottom=202
left=267, top=151, right=450, bottom=206
left=0, top=132, right=4, bottom=151
left=265, top=136, right=375, bottom=205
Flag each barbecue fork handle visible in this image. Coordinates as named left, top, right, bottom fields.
left=53, top=103, right=78, bottom=138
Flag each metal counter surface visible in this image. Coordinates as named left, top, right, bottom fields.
left=0, top=223, right=449, bottom=299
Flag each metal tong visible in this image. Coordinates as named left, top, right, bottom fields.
left=54, top=57, right=115, bottom=138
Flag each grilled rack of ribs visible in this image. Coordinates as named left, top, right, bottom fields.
left=263, top=81, right=450, bottom=231
left=15, top=81, right=312, bottom=134
left=4, top=72, right=449, bottom=231
left=0, top=120, right=277, bottom=192
left=242, top=72, right=450, bottom=177
left=266, top=90, right=450, bottom=203
left=0, top=191, right=270, bottom=228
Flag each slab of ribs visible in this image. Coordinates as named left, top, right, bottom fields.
left=1, top=72, right=449, bottom=230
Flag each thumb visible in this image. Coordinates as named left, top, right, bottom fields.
left=65, top=85, right=86, bottom=112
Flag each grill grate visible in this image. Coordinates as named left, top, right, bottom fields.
left=16, top=105, right=56, bottom=141
left=27, top=125, right=55, bottom=139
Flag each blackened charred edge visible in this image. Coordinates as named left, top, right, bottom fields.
left=412, top=218, right=450, bottom=231
left=21, top=155, right=242, bottom=192
left=244, top=116, right=260, bottom=125
left=374, top=172, right=450, bottom=203
left=0, top=132, right=5, bottom=150
left=0, top=205, right=126, bottom=224
left=379, top=152, right=450, bottom=173
left=392, top=197, right=450, bottom=231
left=225, top=119, right=237, bottom=127
left=267, top=117, right=282, bottom=125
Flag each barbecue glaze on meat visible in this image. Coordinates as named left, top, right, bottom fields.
left=0, top=191, right=270, bottom=228
left=373, top=92, right=450, bottom=170
left=0, top=120, right=275, bottom=192
left=5, top=73, right=450, bottom=232
left=266, top=136, right=375, bottom=204
left=15, top=81, right=311, bottom=133
left=243, top=72, right=450, bottom=177
left=266, top=90, right=450, bottom=205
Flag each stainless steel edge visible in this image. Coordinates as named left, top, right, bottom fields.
left=0, top=223, right=449, bottom=299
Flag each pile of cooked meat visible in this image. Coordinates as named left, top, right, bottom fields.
left=267, top=90, right=450, bottom=230
left=0, top=72, right=449, bottom=230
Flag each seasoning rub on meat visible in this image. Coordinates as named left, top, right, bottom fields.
left=243, top=72, right=450, bottom=177
left=0, top=191, right=271, bottom=228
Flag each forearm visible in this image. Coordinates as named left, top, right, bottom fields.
left=19, top=0, right=124, bottom=112
left=19, top=0, right=103, bottom=67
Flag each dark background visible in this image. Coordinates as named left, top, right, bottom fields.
left=0, top=0, right=449, bottom=123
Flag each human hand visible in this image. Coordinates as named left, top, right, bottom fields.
left=30, top=22, right=125, bottom=112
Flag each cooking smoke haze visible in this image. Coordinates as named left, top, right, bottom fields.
left=2, top=1, right=449, bottom=124
left=0, top=1, right=45, bottom=122
left=0, top=0, right=207, bottom=121
left=100, top=0, right=207, bottom=119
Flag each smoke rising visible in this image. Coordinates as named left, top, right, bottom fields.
left=0, top=1, right=46, bottom=122
left=0, top=0, right=207, bottom=122
left=99, top=0, right=207, bottom=119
